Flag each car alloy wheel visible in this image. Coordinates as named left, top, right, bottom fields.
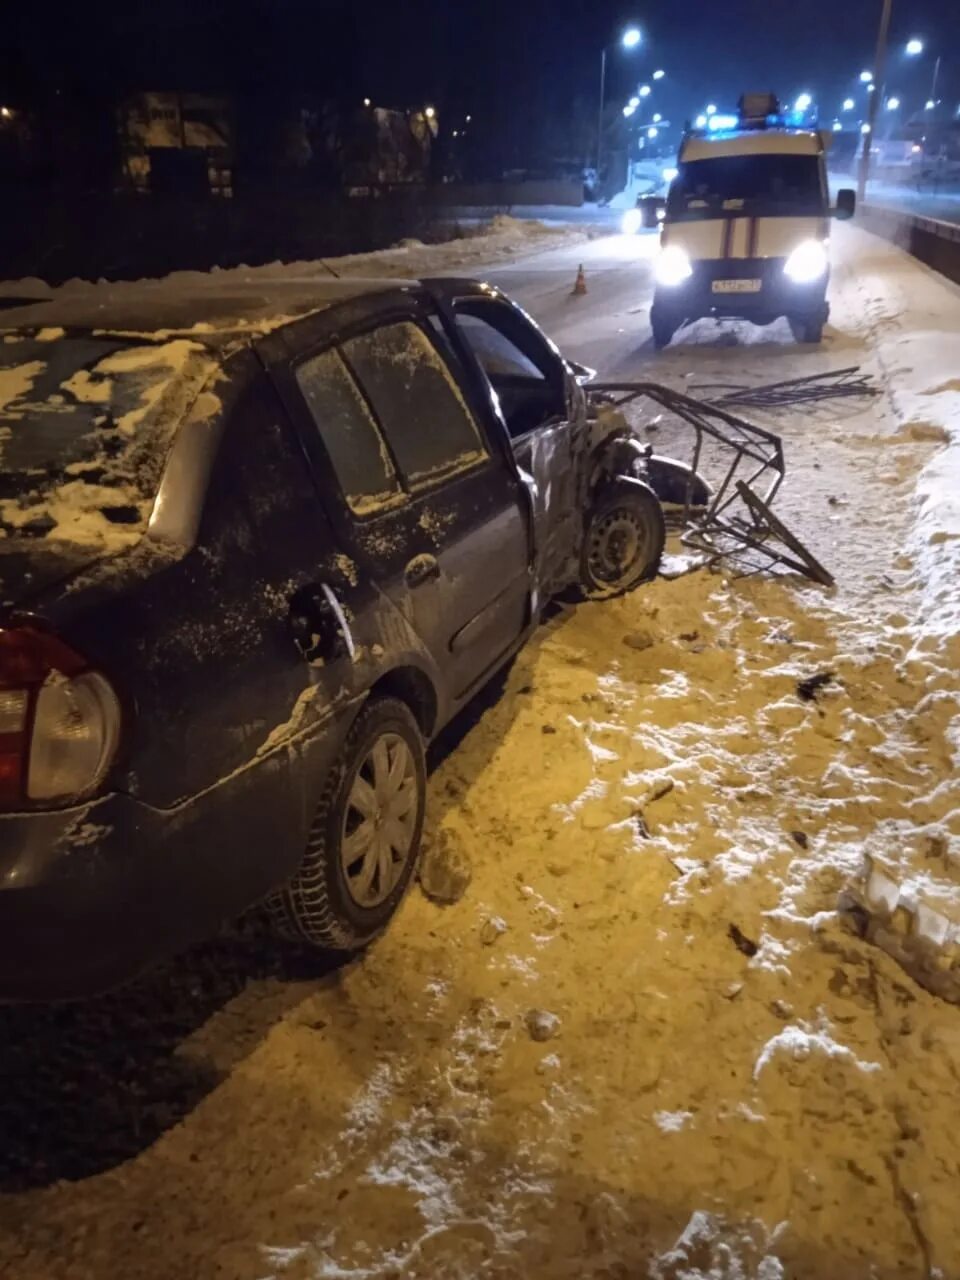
left=341, top=732, right=418, bottom=908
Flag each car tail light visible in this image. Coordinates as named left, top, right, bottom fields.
left=0, top=627, right=122, bottom=810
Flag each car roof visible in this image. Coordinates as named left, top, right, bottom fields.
left=0, top=276, right=423, bottom=348
left=680, top=130, right=823, bottom=161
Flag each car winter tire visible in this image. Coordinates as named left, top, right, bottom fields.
left=580, top=482, right=666, bottom=600
left=268, top=697, right=426, bottom=950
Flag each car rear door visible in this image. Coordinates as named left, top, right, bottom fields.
left=275, top=306, right=532, bottom=704
left=438, top=294, right=585, bottom=596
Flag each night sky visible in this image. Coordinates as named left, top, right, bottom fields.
left=4, top=0, right=958, bottom=151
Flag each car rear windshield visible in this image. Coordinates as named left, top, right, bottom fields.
left=668, top=155, right=823, bottom=215
left=0, top=332, right=217, bottom=551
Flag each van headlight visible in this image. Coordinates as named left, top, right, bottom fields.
left=784, top=240, right=828, bottom=283
left=621, top=207, right=643, bottom=235
left=655, top=246, right=693, bottom=287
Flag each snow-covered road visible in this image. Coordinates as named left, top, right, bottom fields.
left=2, top=223, right=960, bottom=1280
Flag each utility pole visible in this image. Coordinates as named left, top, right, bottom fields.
left=597, top=48, right=607, bottom=176
left=857, top=0, right=893, bottom=202
left=931, top=54, right=942, bottom=103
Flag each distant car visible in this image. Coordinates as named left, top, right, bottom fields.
left=0, top=275, right=694, bottom=1000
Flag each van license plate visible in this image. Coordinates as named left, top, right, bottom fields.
left=712, top=279, right=762, bottom=294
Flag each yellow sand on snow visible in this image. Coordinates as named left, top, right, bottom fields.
left=4, top=564, right=960, bottom=1280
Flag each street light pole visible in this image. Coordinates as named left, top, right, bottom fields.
left=931, top=54, right=941, bottom=103
left=857, top=0, right=893, bottom=202
left=597, top=47, right=607, bottom=174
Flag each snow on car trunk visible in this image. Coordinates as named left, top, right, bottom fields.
left=0, top=334, right=217, bottom=558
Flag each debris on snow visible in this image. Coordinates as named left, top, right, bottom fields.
left=524, top=1008, right=560, bottom=1042
left=418, top=828, right=472, bottom=905
left=479, top=915, right=508, bottom=946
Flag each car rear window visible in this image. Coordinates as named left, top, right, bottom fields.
left=669, top=155, right=823, bottom=214
left=0, top=332, right=217, bottom=550
left=341, top=321, right=486, bottom=488
left=295, top=347, right=402, bottom=516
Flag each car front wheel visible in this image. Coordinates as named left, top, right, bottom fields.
left=580, top=482, right=666, bottom=600
left=268, top=697, right=426, bottom=951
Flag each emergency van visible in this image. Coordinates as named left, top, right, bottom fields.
left=646, top=94, right=856, bottom=348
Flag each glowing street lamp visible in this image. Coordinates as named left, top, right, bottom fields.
left=652, top=112, right=662, bottom=123
left=886, top=96, right=900, bottom=110
left=842, top=98, right=855, bottom=111
left=647, top=126, right=658, bottom=138
left=653, top=69, right=665, bottom=80
left=860, top=70, right=874, bottom=83
left=706, top=103, right=717, bottom=116
left=639, top=84, right=651, bottom=97
left=598, top=25, right=643, bottom=171
left=795, top=93, right=813, bottom=112
left=363, top=97, right=371, bottom=107
left=861, top=122, right=872, bottom=134
left=623, top=103, right=636, bottom=118
left=905, top=38, right=924, bottom=56
left=695, top=114, right=708, bottom=128
left=425, top=105, right=436, bottom=119
left=629, top=95, right=640, bottom=108
left=925, top=99, right=936, bottom=110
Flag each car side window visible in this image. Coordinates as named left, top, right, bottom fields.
left=341, top=321, right=486, bottom=488
left=455, top=314, right=546, bottom=381
left=295, top=347, right=402, bottom=516
left=451, top=302, right=566, bottom=440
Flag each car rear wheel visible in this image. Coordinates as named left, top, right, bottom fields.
left=268, top=697, right=426, bottom=951
left=580, top=483, right=666, bottom=600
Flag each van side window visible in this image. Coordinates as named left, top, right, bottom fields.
left=295, top=348, right=402, bottom=516
left=341, top=321, right=486, bottom=488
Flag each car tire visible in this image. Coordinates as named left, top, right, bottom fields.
left=651, top=308, right=677, bottom=350
left=268, top=697, right=426, bottom=951
left=580, top=482, right=666, bottom=600
left=789, top=315, right=824, bottom=344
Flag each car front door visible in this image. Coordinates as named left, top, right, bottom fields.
left=280, top=311, right=532, bottom=704
left=440, top=296, right=585, bottom=597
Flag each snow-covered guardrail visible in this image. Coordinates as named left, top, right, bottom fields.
left=858, top=203, right=960, bottom=287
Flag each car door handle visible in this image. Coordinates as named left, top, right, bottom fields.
left=287, top=582, right=354, bottom=663
left=405, top=554, right=441, bottom=588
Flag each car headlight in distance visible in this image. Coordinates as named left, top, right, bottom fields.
left=655, top=245, right=693, bottom=287
left=784, top=240, right=829, bottom=283
left=621, top=207, right=643, bottom=235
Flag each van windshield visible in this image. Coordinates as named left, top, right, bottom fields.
left=668, top=155, right=823, bottom=216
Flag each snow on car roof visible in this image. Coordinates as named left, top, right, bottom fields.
left=0, top=276, right=419, bottom=345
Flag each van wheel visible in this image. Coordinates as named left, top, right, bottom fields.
left=580, top=483, right=666, bottom=600
left=268, top=697, right=426, bottom=951
left=789, top=315, right=824, bottom=344
left=651, top=308, right=677, bottom=350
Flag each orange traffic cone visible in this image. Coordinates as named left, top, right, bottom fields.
left=571, top=264, right=587, bottom=296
